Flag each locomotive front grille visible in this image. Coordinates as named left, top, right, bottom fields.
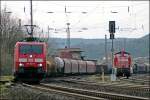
left=18, top=67, right=44, bottom=74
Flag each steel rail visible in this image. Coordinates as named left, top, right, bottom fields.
left=22, top=83, right=105, bottom=100
left=39, top=83, right=149, bottom=100
left=120, top=78, right=150, bottom=85
left=60, top=79, right=150, bottom=92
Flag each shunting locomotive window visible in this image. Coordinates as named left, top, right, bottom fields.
left=19, top=45, right=43, bottom=54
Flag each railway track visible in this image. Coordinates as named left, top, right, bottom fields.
left=131, top=74, right=150, bottom=81
left=22, top=83, right=105, bottom=100
left=48, top=79, right=150, bottom=97
left=62, top=79, right=149, bottom=90
left=120, top=77, right=150, bottom=85
left=22, top=83, right=149, bottom=100
left=0, top=80, right=11, bottom=84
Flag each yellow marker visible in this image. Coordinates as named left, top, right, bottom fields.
left=101, top=67, right=105, bottom=82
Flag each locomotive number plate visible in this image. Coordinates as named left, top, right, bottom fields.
left=28, top=58, right=33, bottom=62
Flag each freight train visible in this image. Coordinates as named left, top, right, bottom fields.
left=133, top=63, right=150, bottom=74
left=46, top=57, right=96, bottom=76
left=13, top=38, right=133, bottom=82
left=13, top=38, right=97, bottom=82
left=114, top=50, right=132, bottom=78
left=14, top=38, right=47, bottom=82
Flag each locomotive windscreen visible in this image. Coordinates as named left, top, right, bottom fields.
left=19, top=45, right=43, bottom=54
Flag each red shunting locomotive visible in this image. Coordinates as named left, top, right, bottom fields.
left=114, top=49, right=132, bottom=78
left=14, top=41, right=47, bottom=82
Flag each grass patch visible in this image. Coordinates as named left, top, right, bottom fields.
left=0, top=84, right=7, bottom=91
left=87, top=74, right=111, bottom=83
left=0, top=83, right=9, bottom=99
left=0, top=76, right=14, bottom=82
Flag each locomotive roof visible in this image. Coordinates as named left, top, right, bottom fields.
left=19, top=37, right=44, bottom=42
left=115, top=51, right=130, bottom=55
left=16, top=41, right=46, bottom=45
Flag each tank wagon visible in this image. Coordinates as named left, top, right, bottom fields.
left=114, top=50, right=132, bottom=78
left=14, top=38, right=47, bottom=82
left=46, top=57, right=96, bottom=76
left=46, top=48, right=97, bottom=76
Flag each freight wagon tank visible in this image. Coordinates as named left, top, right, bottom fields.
left=114, top=50, right=132, bottom=78
left=46, top=57, right=96, bottom=76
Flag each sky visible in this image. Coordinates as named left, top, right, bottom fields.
left=1, top=1, right=149, bottom=39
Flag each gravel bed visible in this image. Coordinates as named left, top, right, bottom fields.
left=1, top=83, right=78, bottom=100
left=45, top=80, right=150, bottom=98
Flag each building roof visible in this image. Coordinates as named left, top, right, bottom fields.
left=58, top=48, right=84, bottom=52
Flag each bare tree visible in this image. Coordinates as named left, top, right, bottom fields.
left=0, top=9, right=25, bottom=75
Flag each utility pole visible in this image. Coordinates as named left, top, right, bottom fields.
left=111, top=37, right=114, bottom=70
left=101, top=34, right=108, bottom=82
left=105, top=34, right=108, bottom=66
left=0, top=0, right=2, bottom=76
left=66, top=23, right=70, bottom=48
left=30, top=0, right=33, bottom=37
left=24, top=0, right=36, bottom=38
left=124, top=38, right=126, bottom=50
left=47, top=26, right=50, bottom=42
left=18, top=19, right=21, bottom=29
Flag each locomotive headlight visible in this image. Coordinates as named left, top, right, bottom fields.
left=29, top=55, right=33, bottom=58
left=38, top=63, right=42, bottom=67
left=19, top=63, right=24, bottom=67
left=35, top=58, right=43, bottom=62
left=19, top=58, right=27, bottom=62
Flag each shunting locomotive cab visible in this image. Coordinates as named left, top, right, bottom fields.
left=114, top=50, right=132, bottom=78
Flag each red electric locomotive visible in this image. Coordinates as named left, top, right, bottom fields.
left=14, top=39, right=47, bottom=82
left=114, top=50, right=132, bottom=78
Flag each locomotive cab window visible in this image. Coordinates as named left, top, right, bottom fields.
left=19, top=45, right=43, bottom=54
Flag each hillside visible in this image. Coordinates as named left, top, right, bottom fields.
left=48, top=34, right=149, bottom=59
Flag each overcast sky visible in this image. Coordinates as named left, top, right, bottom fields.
left=1, top=1, right=149, bottom=39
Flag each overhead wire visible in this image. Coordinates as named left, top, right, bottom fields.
left=70, top=4, right=101, bottom=30
left=21, top=1, right=149, bottom=36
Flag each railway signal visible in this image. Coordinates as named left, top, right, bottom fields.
left=109, top=21, right=116, bottom=81
left=110, top=34, right=114, bottom=39
left=109, top=21, right=115, bottom=39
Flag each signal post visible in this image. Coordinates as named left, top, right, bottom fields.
left=109, top=21, right=117, bottom=81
